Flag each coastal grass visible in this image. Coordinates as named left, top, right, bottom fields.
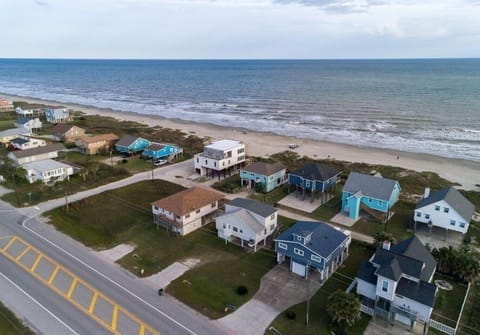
left=431, top=273, right=468, bottom=329
left=266, top=241, right=374, bottom=335
left=249, top=184, right=290, bottom=206
left=0, top=301, right=35, bottom=335
left=211, top=174, right=242, bottom=193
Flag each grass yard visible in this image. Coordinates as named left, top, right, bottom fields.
left=266, top=241, right=374, bottom=335
left=248, top=184, right=290, bottom=206
left=457, top=281, right=480, bottom=335
left=211, top=174, right=242, bottom=193
left=0, top=118, right=16, bottom=131
left=431, top=273, right=468, bottom=329
left=0, top=302, right=35, bottom=335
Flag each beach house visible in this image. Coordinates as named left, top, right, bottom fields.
left=22, top=159, right=75, bottom=184
left=15, top=104, right=45, bottom=117
left=275, top=221, right=351, bottom=280
left=114, top=135, right=151, bottom=155
left=14, top=117, right=43, bottom=132
left=10, top=137, right=47, bottom=151
left=216, top=198, right=278, bottom=251
left=8, top=143, right=66, bottom=165
left=0, top=128, right=32, bottom=145
left=142, top=143, right=183, bottom=161
left=341, top=172, right=401, bottom=222
left=355, top=237, right=437, bottom=333
left=51, top=124, right=86, bottom=142
left=288, top=162, right=342, bottom=201
left=413, top=187, right=475, bottom=236
left=194, top=139, right=245, bottom=178
left=240, top=162, right=286, bottom=193
left=0, top=98, right=14, bottom=112
left=151, top=187, right=224, bottom=236
left=45, top=106, right=71, bottom=123
left=75, top=133, right=119, bottom=155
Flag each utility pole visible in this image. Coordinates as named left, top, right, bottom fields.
left=306, top=261, right=311, bottom=328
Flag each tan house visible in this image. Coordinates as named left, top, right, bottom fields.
left=151, top=187, right=224, bottom=236
left=0, top=98, right=14, bottom=112
left=51, top=124, right=85, bottom=142
left=75, top=133, right=119, bottom=155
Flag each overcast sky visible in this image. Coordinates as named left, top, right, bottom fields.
left=1, top=0, right=480, bottom=59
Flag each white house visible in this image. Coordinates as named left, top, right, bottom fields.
left=14, top=117, right=43, bottom=132
left=10, top=137, right=47, bottom=150
left=216, top=198, right=278, bottom=252
left=194, top=139, right=245, bottom=178
left=15, top=104, right=45, bottom=117
left=22, top=159, right=74, bottom=184
left=355, top=237, right=437, bottom=334
left=0, top=128, right=31, bottom=145
left=414, top=187, right=475, bottom=235
left=151, top=187, right=224, bottom=236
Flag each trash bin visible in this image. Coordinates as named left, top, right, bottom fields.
left=158, top=288, right=164, bottom=296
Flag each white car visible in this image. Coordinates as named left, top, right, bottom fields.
left=289, top=143, right=299, bottom=149
left=153, top=159, right=167, bottom=166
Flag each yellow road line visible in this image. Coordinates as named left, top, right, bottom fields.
left=139, top=325, right=145, bottom=335
left=88, top=291, right=98, bottom=314
left=111, top=305, right=119, bottom=331
left=48, top=265, right=60, bottom=284
left=2, top=236, right=17, bottom=252
left=15, top=246, right=31, bottom=261
left=66, top=278, right=78, bottom=299
left=30, top=255, right=43, bottom=272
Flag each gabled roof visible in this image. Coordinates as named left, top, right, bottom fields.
left=11, top=137, right=29, bottom=145
left=9, top=143, right=66, bottom=159
left=51, top=124, right=77, bottom=135
left=372, top=249, right=425, bottom=281
left=396, top=278, right=437, bottom=307
left=77, top=133, right=119, bottom=144
left=275, top=221, right=349, bottom=258
left=356, top=261, right=377, bottom=285
left=390, top=236, right=437, bottom=281
left=416, top=187, right=475, bottom=222
left=0, top=128, right=31, bottom=137
left=151, top=187, right=224, bottom=216
left=218, top=209, right=265, bottom=234
left=227, top=198, right=277, bottom=218
left=343, top=171, right=399, bottom=202
left=145, top=143, right=165, bottom=151
left=242, top=162, right=285, bottom=176
left=16, top=104, right=44, bottom=110
left=290, top=162, right=341, bottom=182
left=15, top=117, right=31, bottom=125
left=22, top=159, right=73, bottom=172
left=116, top=135, right=140, bottom=148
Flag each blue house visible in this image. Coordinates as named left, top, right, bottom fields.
left=142, top=143, right=183, bottom=161
left=288, top=162, right=341, bottom=201
left=275, top=221, right=351, bottom=281
left=45, top=106, right=70, bottom=124
left=240, top=162, right=286, bottom=193
left=341, top=172, right=401, bottom=222
left=114, top=135, right=151, bottom=155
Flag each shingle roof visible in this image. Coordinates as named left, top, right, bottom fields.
left=396, top=278, right=437, bottom=307
left=0, top=128, right=30, bottom=137
left=116, top=135, right=139, bottom=148
left=151, top=187, right=224, bottom=216
left=9, top=143, right=66, bottom=159
left=356, top=261, right=377, bottom=285
left=275, top=221, right=349, bottom=258
left=11, top=137, right=29, bottom=145
left=416, top=187, right=475, bottom=222
left=242, top=162, right=285, bottom=176
left=343, top=171, right=399, bottom=202
left=372, top=249, right=425, bottom=281
left=219, top=209, right=265, bottom=234
left=290, top=162, right=341, bottom=182
left=77, top=133, right=119, bottom=144
left=390, top=236, right=437, bottom=281
left=51, top=124, right=76, bottom=135
left=227, top=198, right=277, bottom=218
left=146, top=143, right=165, bottom=151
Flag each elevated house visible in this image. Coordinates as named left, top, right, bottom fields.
left=194, top=139, right=245, bottom=178
left=14, top=117, right=43, bottom=132
left=142, top=143, right=183, bottom=161
left=8, top=143, right=66, bottom=165
left=414, top=187, right=475, bottom=236
left=114, top=135, right=151, bottom=155
left=240, top=162, right=286, bottom=193
left=45, top=106, right=70, bottom=124
left=151, top=187, right=224, bottom=236
left=10, top=137, right=46, bottom=151
left=0, top=128, right=31, bottom=145
left=0, top=98, right=14, bottom=112
left=341, top=172, right=401, bottom=222
left=15, top=104, right=45, bottom=117
left=274, top=221, right=351, bottom=281
left=288, top=162, right=342, bottom=201
left=22, top=159, right=74, bottom=184
left=75, top=133, right=119, bottom=155
left=216, top=198, right=278, bottom=251
left=51, top=124, right=86, bottom=142
left=355, top=236, right=437, bottom=333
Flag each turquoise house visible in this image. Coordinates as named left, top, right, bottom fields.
left=341, top=172, right=401, bottom=222
left=45, top=106, right=70, bottom=123
left=115, top=135, right=151, bottom=155
left=142, top=143, right=183, bottom=160
left=240, top=162, right=286, bottom=193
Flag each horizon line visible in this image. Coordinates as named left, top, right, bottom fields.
left=1, top=57, right=479, bottom=61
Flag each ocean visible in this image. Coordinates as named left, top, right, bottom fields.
left=1, top=58, right=479, bottom=161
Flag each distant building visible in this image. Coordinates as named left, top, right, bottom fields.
left=194, top=139, right=245, bottom=178
left=45, top=106, right=70, bottom=123
left=114, top=135, right=150, bottom=155
left=75, top=133, right=119, bottom=155
left=51, top=124, right=85, bottom=142
left=142, top=143, right=183, bottom=161
left=341, top=172, right=401, bottom=222
left=8, top=143, right=66, bottom=165
left=151, top=187, right=224, bottom=236
left=414, top=187, right=475, bottom=236
left=15, top=104, right=45, bottom=117
left=22, top=159, right=74, bottom=184
left=10, top=137, right=47, bottom=151
left=0, top=98, right=14, bottom=112
left=240, top=162, right=286, bottom=193
left=0, top=128, right=32, bottom=145
left=14, top=117, right=43, bottom=132
left=288, top=162, right=342, bottom=201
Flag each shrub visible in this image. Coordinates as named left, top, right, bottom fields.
left=236, top=285, right=248, bottom=296
left=285, top=310, right=296, bottom=320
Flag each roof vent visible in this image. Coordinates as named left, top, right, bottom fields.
left=424, top=187, right=430, bottom=199
left=382, top=240, right=391, bottom=250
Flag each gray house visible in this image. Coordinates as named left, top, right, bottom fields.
left=8, top=143, right=66, bottom=165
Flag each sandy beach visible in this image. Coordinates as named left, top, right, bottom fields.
left=3, top=93, right=479, bottom=191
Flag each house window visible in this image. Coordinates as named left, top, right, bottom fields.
left=270, top=214, right=275, bottom=220
left=176, top=215, right=180, bottom=220
left=154, top=206, right=158, bottom=211
left=296, top=236, right=302, bottom=242
left=460, top=222, right=466, bottom=228
left=270, top=224, right=275, bottom=231
left=368, top=198, right=372, bottom=203
left=238, top=155, right=244, bottom=162
left=205, top=160, right=208, bottom=164
left=196, top=209, right=201, bottom=214
left=294, top=248, right=304, bottom=256
left=311, top=254, right=321, bottom=263
left=444, top=207, right=449, bottom=213
left=240, top=229, right=243, bottom=233
left=237, top=148, right=244, bottom=154
left=435, top=205, right=440, bottom=211
left=382, top=280, right=389, bottom=292
left=425, top=214, right=430, bottom=219
left=196, top=158, right=199, bottom=163
left=185, top=214, right=190, bottom=218
left=450, top=220, right=456, bottom=226
left=211, top=202, right=216, bottom=208
left=214, top=162, right=216, bottom=167
left=223, top=224, right=226, bottom=229
left=416, top=212, right=421, bottom=217
left=278, top=242, right=287, bottom=250
left=233, top=227, right=238, bottom=232
left=378, top=200, right=383, bottom=206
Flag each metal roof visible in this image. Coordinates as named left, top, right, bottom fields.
left=242, top=162, right=285, bottom=176
left=416, top=187, right=475, bottom=222
left=227, top=198, right=277, bottom=218
left=343, top=171, right=399, bottom=202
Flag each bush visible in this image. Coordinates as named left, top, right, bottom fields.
left=236, top=285, right=248, bottom=296
left=285, top=310, right=296, bottom=320
left=121, top=159, right=128, bottom=164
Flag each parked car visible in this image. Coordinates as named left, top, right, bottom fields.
left=153, top=159, right=167, bottom=166
left=288, top=143, right=299, bottom=149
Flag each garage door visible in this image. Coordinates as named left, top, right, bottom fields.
left=292, top=261, right=306, bottom=277
left=394, top=312, right=411, bottom=326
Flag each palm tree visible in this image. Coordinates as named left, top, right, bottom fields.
left=327, top=290, right=361, bottom=330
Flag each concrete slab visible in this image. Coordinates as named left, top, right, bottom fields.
left=143, top=262, right=190, bottom=289
left=414, top=224, right=464, bottom=249
left=97, top=244, right=135, bottom=262
left=277, top=192, right=329, bottom=213
left=363, top=318, right=424, bottom=335
left=331, top=212, right=359, bottom=227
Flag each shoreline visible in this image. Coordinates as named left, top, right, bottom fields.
left=2, top=92, right=479, bottom=191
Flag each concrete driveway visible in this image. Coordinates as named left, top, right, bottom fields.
left=218, top=265, right=321, bottom=335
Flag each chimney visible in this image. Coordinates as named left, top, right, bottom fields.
left=382, top=240, right=391, bottom=250
left=424, top=187, right=430, bottom=199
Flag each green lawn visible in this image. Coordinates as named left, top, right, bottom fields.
left=0, top=118, right=16, bottom=131
left=431, top=273, right=468, bottom=329
left=457, top=280, right=480, bottom=335
left=267, top=241, right=374, bottom=335
left=248, top=184, right=290, bottom=206
left=0, top=302, right=35, bottom=335
left=211, top=174, right=242, bottom=193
